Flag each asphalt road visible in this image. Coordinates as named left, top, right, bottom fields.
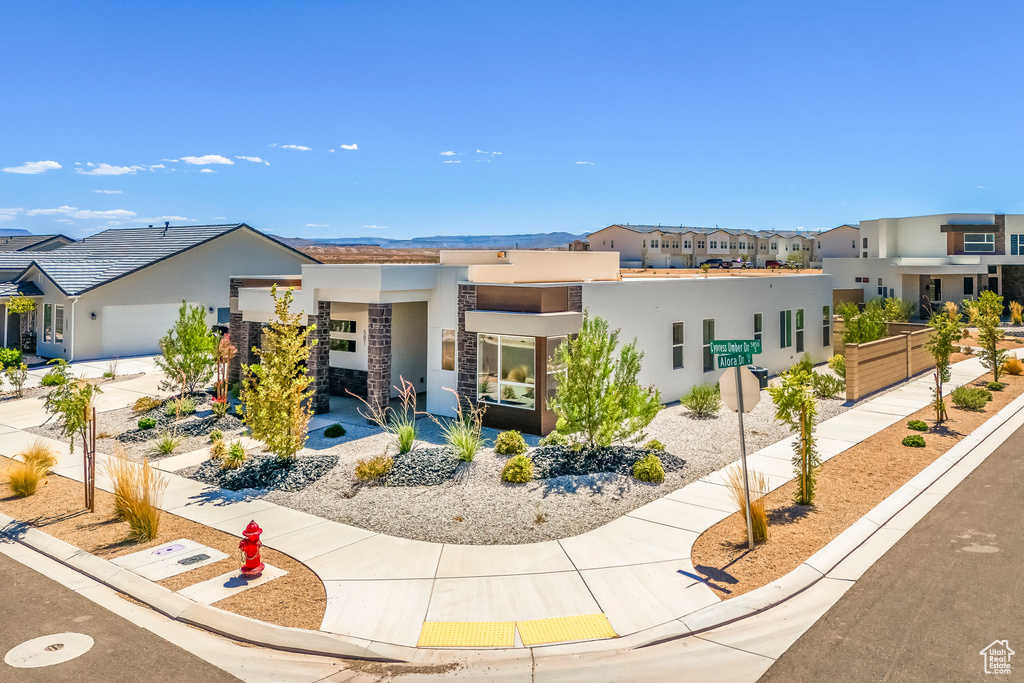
left=0, top=552, right=240, bottom=683
left=760, top=419, right=1024, bottom=682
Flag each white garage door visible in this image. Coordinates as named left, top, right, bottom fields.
left=100, top=303, right=196, bottom=358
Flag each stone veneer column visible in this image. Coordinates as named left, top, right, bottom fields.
left=456, top=285, right=478, bottom=407
left=366, top=303, right=392, bottom=414
left=568, top=284, right=583, bottom=313
left=306, top=301, right=331, bottom=414
left=228, top=278, right=243, bottom=382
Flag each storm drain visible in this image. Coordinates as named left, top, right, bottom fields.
left=4, top=632, right=94, bottom=668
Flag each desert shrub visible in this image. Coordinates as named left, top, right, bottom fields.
left=132, top=396, right=163, bottom=414
left=40, top=366, right=67, bottom=386
left=724, top=465, right=770, bottom=543
left=152, top=431, right=182, bottom=456
left=433, top=390, right=485, bottom=463
left=0, top=347, right=23, bottom=368
left=138, top=417, right=157, bottom=430
left=396, top=423, right=417, bottom=454
left=211, top=399, right=228, bottom=419
left=4, top=363, right=28, bottom=397
left=1003, top=358, right=1024, bottom=376
left=104, top=359, right=118, bottom=379
left=355, top=454, right=393, bottom=481
left=902, top=434, right=926, bottom=448
left=681, top=383, right=721, bottom=417
left=907, top=420, right=928, bottom=432
left=222, top=440, right=247, bottom=469
left=501, top=454, right=534, bottom=484
left=20, top=440, right=57, bottom=473
left=495, top=430, right=528, bottom=456
left=789, top=352, right=815, bottom=376
left=882, top=297, right=917, bottom=323
left=538, top=431, right=569, bottom=447
left=827, top=354, right=846, bottom=379
left=324, top=423, right=346, bottom=438
left=643, top=439, right=666, bottom=451
left=8, top=462, right=45, bottom=497
left=840, top=300, right=887, bottom=345
left=105, top=446, right=167, bottom=542
left=209, top=440, right=227, bottom=460
left=208, top=428, right=224, bottom=442
left=165, top=397, right=196, bottom=418
left=950, top=385, right=990, bottom=411
left=632, top=453, right=665, bottom=483
left=987, top=381, right=1004, bottom=391
left=811, top=372, right=845, bottom=399
left=1011, top=301, right=1024, bottom=326
left=353, top=377, right=419, bottom=454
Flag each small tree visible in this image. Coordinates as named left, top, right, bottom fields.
left=925, top=303, right=965, bottom=424
left=239, top=285, right=315, bottom=462
left=7, top=294, right=36, bottom=350
left=547, top=311, right=661, bottom=449
left=767, top=369, right=819, bottom=505
left=214, top=333, right=237, bottom=402
left=975, top=290, right=1008, bottom=382
left=839, top=300, right=887, bottom=344
left=156, top=301, right=217, bottom=395
left=882, top=297, right=916, bottom=323
left=700, top=263, right=711, bottom=278
left=42, top=374, right=102, bottom=451
left=787, top=252, right=806, bottom=271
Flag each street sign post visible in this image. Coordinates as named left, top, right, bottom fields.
left=709, top=339, right=763, bottom=355
left=717, top=352, right=753, bottom=369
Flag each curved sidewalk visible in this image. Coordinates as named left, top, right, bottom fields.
left=0, top=355, right=1004, bottom=658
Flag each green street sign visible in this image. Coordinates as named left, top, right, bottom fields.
left=718, top=352, right=754, bottom=369
left=710, top=339, right=762, bottom=355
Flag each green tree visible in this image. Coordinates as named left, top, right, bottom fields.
left=155, top=301, right=218, bottom=395
left=42, top=374, right=102, bottom=451
left=975, top=290, right=1008, bottom=382
left=786, top=252, right=807, bottom=271
left=7, top=294, right=36, bottom=350
left=767, top=369, right=819, bottom=505
left=839, top=300, right=887, bottom=344
left=881, top=297, right=916, bottom=323
left=547, top=311, right=662, bottom=448
left=925, top=303, right=965, bottom=424
left=239, top=285, right=315, bottom=461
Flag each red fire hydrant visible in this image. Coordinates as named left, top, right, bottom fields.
left=239, top=520, right=264, bottom=577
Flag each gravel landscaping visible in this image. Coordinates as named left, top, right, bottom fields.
left=182, top=451, right=339, bottom=492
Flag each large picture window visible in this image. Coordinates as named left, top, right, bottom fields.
left=477, top=334, right=536, bottom=410
left=964, top=233, right=995, bottom=253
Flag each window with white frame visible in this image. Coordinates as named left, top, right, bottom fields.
left=672, top=322, right=684, bottom=369
left=477, top=334, right=536, bottom=409
left=771, top=242, right=778, bottom=250
left=651, top=239, right=659, bottom=248
left=441, top=329, right=456, bottom=371
left=329, top=318, right=358, bottom=353
left=780, top=309, right=792, bottom=349
left=964, top=233, right=995, bottom=253
left=54, top=305, right=64, bottom=343
left=697, top=240, right=705, bottom=249
left=795, top=308, right=804, bottom=353
left=684, top=240, right=691, bottom=249
left=1011, top=234, right=1024, bottom=256
left=43, top=303, right=53, bottom=343
left=710, top=240, right=717, bottom=249
left=822, top=306, right=831, bottom=347
left=753, top=312, right=762, bottom=344
left=702, top=319, right=715, bottom=372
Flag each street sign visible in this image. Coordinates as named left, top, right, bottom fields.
left=719, top=365, right=760, bottom=413
left=709, top=339, right=762, bottom=355
left=717, top=352, right=753, bottom=369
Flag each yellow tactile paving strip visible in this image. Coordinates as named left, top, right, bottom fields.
left=417, top=621, right=516, bottom=648
left=517, top=613, right=617, bottom=646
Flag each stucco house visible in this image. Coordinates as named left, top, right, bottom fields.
left=0, top=223, right=317, bottom=360
left=233, top=250, right=833, bottom=434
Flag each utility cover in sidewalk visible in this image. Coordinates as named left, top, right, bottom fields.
left=111, top=538, right=228, bottom=581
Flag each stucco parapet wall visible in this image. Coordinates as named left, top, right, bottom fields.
left=465, top=310, right=583, bottom=337
left=237, top=286, right=317, bottom=324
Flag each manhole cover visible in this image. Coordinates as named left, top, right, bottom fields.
left=178, top=553, right=210, bottom=566
left=154, top=543, right=186, bottom=556
left=5, top=633, right=93, bottom=668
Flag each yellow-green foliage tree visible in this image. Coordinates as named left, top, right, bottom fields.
left=239, top=285, right=315, bottom=461
left=925, top=302, right=966, bottom=424
left=975, top=290, right=1008, bottom=382
left=767, top=369, right=819, bottom=505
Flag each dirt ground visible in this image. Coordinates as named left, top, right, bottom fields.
left=690, top=370, right=1024, bottom=600
left=0, top=456, right=325, bottom=630
left=299, top=245, right=439, bottom=264
left=960, top=332, right=1024, bottom=351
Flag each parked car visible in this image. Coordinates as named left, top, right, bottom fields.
left=700, top=258, right=731, bottom=269
left=764, top=259, right=783, bottom=269
left=731, top=259, right=754, bottom=269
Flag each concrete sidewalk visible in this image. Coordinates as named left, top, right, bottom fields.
left=0, top=354, right=1000, bottom=653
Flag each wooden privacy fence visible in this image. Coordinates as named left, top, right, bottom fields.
left=844, top=329, right=933, bottom=401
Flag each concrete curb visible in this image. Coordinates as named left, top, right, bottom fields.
left=0, top=515, right=404, bottom=663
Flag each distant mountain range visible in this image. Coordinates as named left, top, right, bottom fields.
left=0, top=228, right=32, bottom=236
left=273, top=232, right=589, bottom=250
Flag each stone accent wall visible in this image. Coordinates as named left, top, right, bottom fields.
left=330, top=367, right=368, bottom=399
left=227, top=278, right=243, bottom=382
left=234, top=320, right=262, bottom=382
left=995, top=214, right=1006, bottom=254
left=568, top=284, right=583, bottom=313
left=367, top=303, right=392, bottom=413
left=457, top=285, right=478, bottom=406
left=307, top=301, right=331, bottom=414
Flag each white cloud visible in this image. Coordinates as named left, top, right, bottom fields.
left=26, top=206, right=137, bottom=220
left=0, top=208, right=22, bottom=222
left=141, top=215, right=191, bottom=223
left=214, top=216, right=228, bottom=220
left=162, top=158, right=179, bottom=162
left=93, top=190, right=122, bottom=194
left=181, top=154, right=234, bottom=166
left=340, top=143, right=358, bottom=150
left=55, top=219, right=73, bottom=224
left=328, top=149, right=336, bottom=153
left=2, top=160, right=62, bottom=175
left=440, top=151, right=456, bottom=156
left=492, top=151, right=502, bottom=155
left=574, top=161, right=595, bottom=165
left=476, top=149, right=488, bottom=154
left=76, top=163, right=147, bottom=176
left=442, top=159, right=461, bottom=164
left=200, top=168, right=216, bottom=173
left=87, top=162, right=95, bottom=167
left=149, top=164, right=165, bottom=169
left=362, top=225, right=388, bottom=229
left=305, top=223, right=330, bottom=228
left=235, top=156, right=269, bottom=165
left=279, top=144, right=312, bottom=151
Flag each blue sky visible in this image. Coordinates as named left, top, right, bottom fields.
left=2, top=1, right=1023, bottom=240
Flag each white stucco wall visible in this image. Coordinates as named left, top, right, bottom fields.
left=391, top=301, right=428, bottom=397
left=818, top=225, right=860, bottom=259
left=581, top=274, right=834, bottom=402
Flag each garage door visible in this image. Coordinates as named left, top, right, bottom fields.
left=100, top=303, right=197, bottom=358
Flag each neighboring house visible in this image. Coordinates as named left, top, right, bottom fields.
left=823, top=213, right=1024, bottom=315
left=567, top=239, right=590, bottom=251
left=0, top=234, right=75, bottom=252
left=816, top=224, right=860, bottom=260
left=587, top=224, right=821, bottom=268
left=234, top=250, right=833, bottom=434
left=0, top=223, right=317, bottom=359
